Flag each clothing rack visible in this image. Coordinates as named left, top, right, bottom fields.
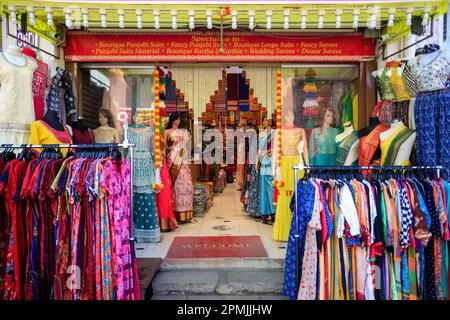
left=0, top=143, right=136, bottom=241
left=290, top=164, right=443, bottom=294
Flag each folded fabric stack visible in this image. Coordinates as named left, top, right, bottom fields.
left=193, top=184, right=208, bottom=217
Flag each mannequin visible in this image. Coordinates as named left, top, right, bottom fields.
left=358, top=110, right=389, bottom=167
left=272, top=109, right=308, bottom=242
left=93, top=109, right=121, bottom=143
left=309, top=107, right=341, bottom=166
left=410, top=45, right=450, bottom=178
left=71, top=117, right=95, bottom=144
left=3, top=45, right=27, bottom=66
left=257, top=117, right=276, bottom=223
left=336, top=121, right=359, bottom=166
left=29, top=110, right=73, bottom=156
left=0, top=45, right=37, bottom=144
left=127, top=113, right=162, bottom=242
left=379, top=119, right=416, bottom=166
left=22, top=47, right=49, bottom=121
left=164, top=112, right=194, bottom=223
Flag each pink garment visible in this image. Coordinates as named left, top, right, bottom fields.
left=32, top=60, right=49, bottom=120
left=100, top=159, right=135, bottom=300
left=298, top=184, right=322, bottom=300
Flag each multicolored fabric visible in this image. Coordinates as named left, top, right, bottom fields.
left=297, top=184, right=322, bottom=300
left=283, top=181, right=315, bottom=300
left=336, top=131, right=359, bottom=166
left=380, top=66, right=397, bottom=101
left=399, top=185, right=413, bottom=248
left=380, top=125, right=415, bottom=166
left=411, top=51, right=450, bottom=92
left=414, top=89, right=450, bottom=179
left=245, top=165, right=260, bottom=217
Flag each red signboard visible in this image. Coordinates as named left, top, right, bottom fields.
left=65, top=31, right=375, bottom=62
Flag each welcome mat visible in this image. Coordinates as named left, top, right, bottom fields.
left=165, top=236, right=268, bottom=259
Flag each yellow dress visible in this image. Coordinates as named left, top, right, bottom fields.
left=29, top=120, right=73, bottom=156
left=273, top=128, right=304, bottom=242
left=389, top=66, right=411, bottom=101
left=380, top=124, right=413, bottom=166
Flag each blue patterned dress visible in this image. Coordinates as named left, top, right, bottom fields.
left=283, top=180, right=315, bottom=299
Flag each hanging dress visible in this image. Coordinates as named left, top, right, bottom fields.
left=410, top=51, right=450, bottom=179
left=309, top=127, right=341, bottom=166
left=127, top=125, right=161, bottom=243
left=273, top=128, right=304, bottom=242
left=258, top=130, right=276, bottom=217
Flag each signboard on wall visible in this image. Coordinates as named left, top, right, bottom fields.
left=65, top=31, right=375, bottom=62
left=16, top=25, right=39, bottom=48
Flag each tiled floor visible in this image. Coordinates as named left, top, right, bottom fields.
left=135, top=182, right=287, bottom=259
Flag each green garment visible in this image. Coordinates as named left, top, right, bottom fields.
left=341, top=92, right=353, bottom=128
left=309, top=127, right=341, bottom=166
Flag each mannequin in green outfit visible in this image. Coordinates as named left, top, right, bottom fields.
left=309, top=107, right=342, bottom=166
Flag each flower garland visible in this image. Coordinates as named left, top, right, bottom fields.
left=273, top=69, right=284, bottom=189
left=152, top=68, right=164, bottom=191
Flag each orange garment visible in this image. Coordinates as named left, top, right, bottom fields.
left=359, top=124, right=389, bottom=167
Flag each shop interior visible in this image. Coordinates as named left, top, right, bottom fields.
left=78, top=63, right=362, bottom=259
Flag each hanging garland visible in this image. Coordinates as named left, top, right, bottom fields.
left=153, top=68, right=164, bottom=191
left=273, top=69, right=284, bottom=191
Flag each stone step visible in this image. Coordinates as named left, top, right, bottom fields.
left=160, top=258, right=285, bottom=271
left=151, top=268, right=284, bottom=296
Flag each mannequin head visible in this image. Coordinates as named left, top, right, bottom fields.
left=262, top=115, right=273, bottom=129
left=166, top=112, right=181, bottom=130
left=283, top=109, right=295, bottom=127
left=98, top=109, right=115, bottom=128
left=319, top=107, right=335, bottom=128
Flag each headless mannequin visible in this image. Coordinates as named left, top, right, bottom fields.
left=43, top=110, right=65, bottom=131
left=2, top=45, right=27, bottom=66
left=379, top=119, right=416, bottom=165
left=358, top=116, right=380, bottom=138
left=336, top=121, right=359, bottom=165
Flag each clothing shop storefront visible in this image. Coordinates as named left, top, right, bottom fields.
left=1, top=0, right=449, bottom=301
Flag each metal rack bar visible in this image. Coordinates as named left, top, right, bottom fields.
left=0, top=143, right=134, bottom=149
